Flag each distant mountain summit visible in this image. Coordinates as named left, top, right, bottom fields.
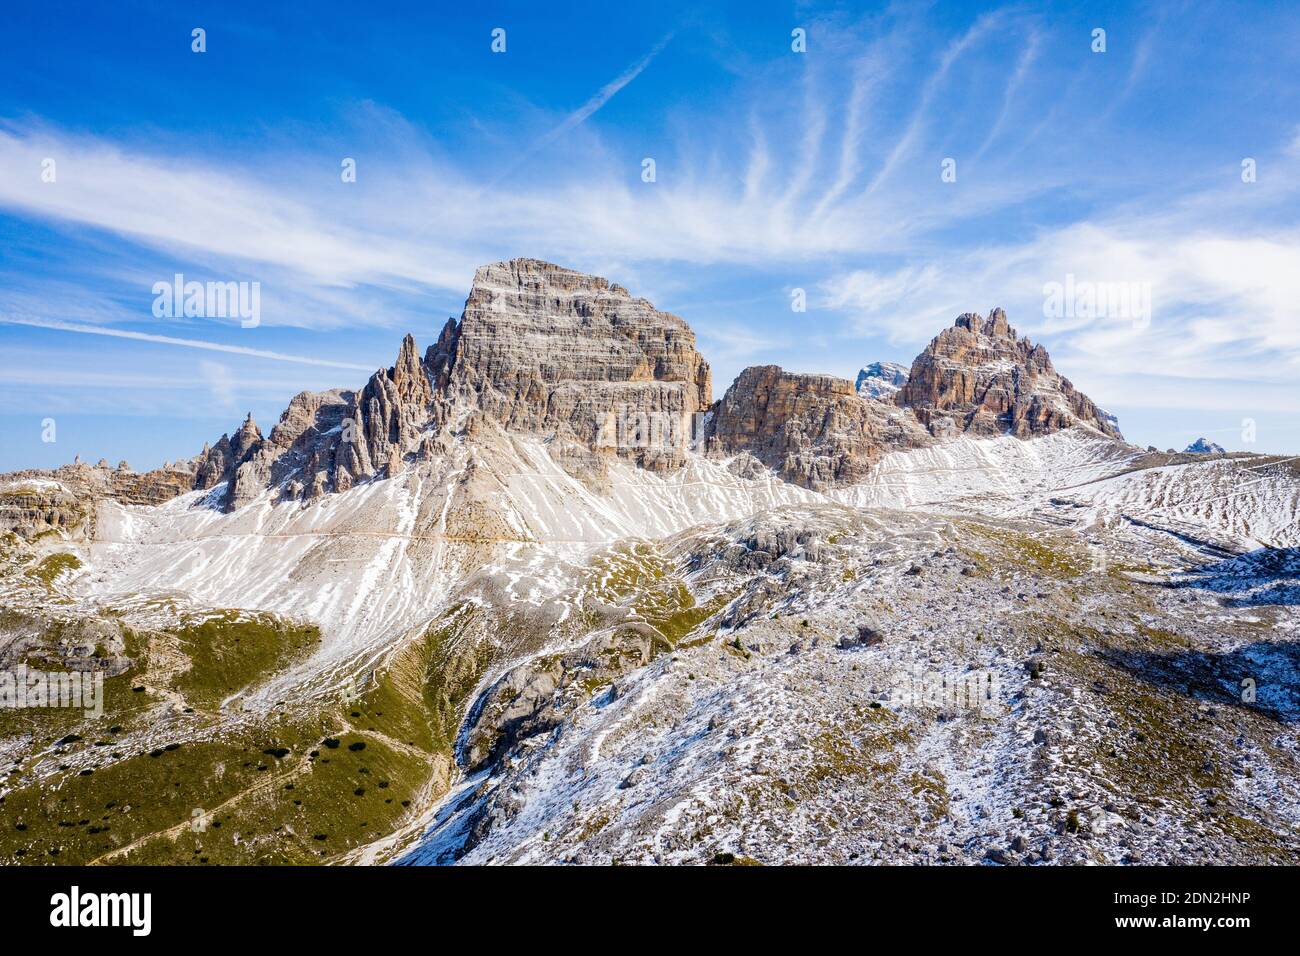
left=855, top=361, right=909, bottom=400
left=1185, top=437, right=1226, bottom=454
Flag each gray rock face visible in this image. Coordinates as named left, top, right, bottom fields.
left=896, top=310, right=1123, bottom=441
left=172, top=281, right=1123, bottom=510
left=0, top=457, right=196, bottom=539
left=333, top=334, right=434, bottom=492
left=187, top=259, right=715, bottom=510
left=192, top=389, right=358, bottom=510
left=444, top=259, right=712, bottom=473
left=704, top=365, right=932, bottom=490
left=462, top=623, right=662, bottom=774
left=855, top=361, right=909, bottom=401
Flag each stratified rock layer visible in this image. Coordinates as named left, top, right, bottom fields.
left=704, top=366, right=932, bottom=490
left=186, top=259, right=714, bottom=510
left=446, top=259, right=712, bottom=472
left=0, top=460, right=194, bottom=539
left=896, top=310, right=1122, bottom=440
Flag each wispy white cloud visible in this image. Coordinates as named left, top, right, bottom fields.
left=0, top=14, right=1055, bottom=315
left=0, top=5, right=1295, bottom=435
left=819, top=214, right=1300, bottom=420
left=0, top=129, right=456, bottom=288
left=198, top=360, right=237, bottom=410
left=0, top=316, right=375, bottom=371
left=863, top=10, right=1005, bottom=196
left=697, top=323, right=787, bottom=366
left=970, top=28, right=1041, bottom=165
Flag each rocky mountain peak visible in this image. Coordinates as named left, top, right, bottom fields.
left=705, top=366, right=932, bottom=490
left=184, top=259, right=716, bottom=510
left=953, top=307, right=1012, bottom=339
left=233, top=413, right=261, bottom=451
left=424, top=318, right=459, bottom=392
left=1185, top=437, right=1226, bottom=454
left=452, top=258, right=709, bottom=401
left=178, top=275, right=1123, bottom=509
left=444, top=257, right=712, bottom=473
left=897, top=308, right=1121, bottom=441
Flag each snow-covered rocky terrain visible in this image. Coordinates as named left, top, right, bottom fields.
left=1, top=260, right=1296, bottom=866
left=855, top=361, right=909, bottom=401
left=376, top=433, right=1300, bottom=865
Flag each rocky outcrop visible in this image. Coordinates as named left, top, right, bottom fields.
left=443, top=258, right=712, bottom=473
left=896, top=309, right=1122, bottom=441
left=462, top=621, right=667, bottom=779
left=1185, top=438, right=1226, bottom=455
left=192, top=413, right=270, bottom=511
left=0, top=460, right=195, bottom=539
left=704, top=366, right=931, bottom=490
left=855, top=361, right=909, bottom=401
left=333, top=334, right=435, bottom=492
left=704, top=308, right=1121, bottom=489
left=180, top=259, right=715, bottom=510
left=190, top=332, right=440, bottom=509
left=0, top=480, right=93, bottom=539
left=180, top=295, right=1122, bottom=505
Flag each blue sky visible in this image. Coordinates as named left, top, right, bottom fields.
left=2, top=0, right=1299, bottom=471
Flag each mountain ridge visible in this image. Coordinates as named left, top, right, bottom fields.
left=2, top=274, right=1297, bottom=865
left=1, top=258, right=1129, bottom=520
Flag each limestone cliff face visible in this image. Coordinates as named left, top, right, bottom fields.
left=704, top=308, right=1122, bottom=489
left=333, top=334, right=434, bottom=492
left=444, top=259, right=712, bottom=472
left=183, top=296, right=1124, bottom=506
left=896, top=309, right=1122, bottom=440
left=190, top=344, right=442, bottom=511
left=0, top=460, right=194, bottom=539
left=704, top=366, right=932, bottom=490
left=183, top=259, right=714, bottom=510
left=192, top=389, right=358, bottom=509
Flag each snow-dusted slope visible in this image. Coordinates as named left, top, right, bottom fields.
left=13, top=419, right=1298, bottom=867
left=74, top=428, right=1296, bottom=706
left=391, top=462, right=1300, bottom=866
left=832, top=430, right=1298, bottom=550
left=75, top=433, right=824, bottom=699
left=830, top=430, right=1138, bottom=511
left=1050, top=457, right=1300, bottom=550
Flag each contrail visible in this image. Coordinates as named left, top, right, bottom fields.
left=488, top=31, right=674, bottom=187
left=534, top=32, right=674, bottom=151
left=0, top=315, right=375, bottom=371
